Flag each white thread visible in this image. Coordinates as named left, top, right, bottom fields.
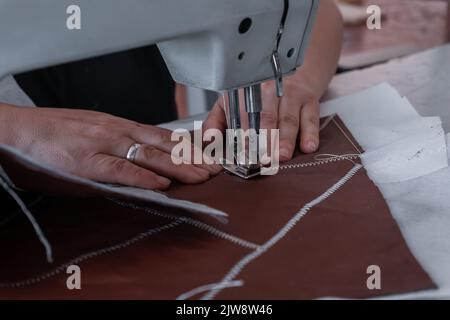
left=0, top=169, right=53, bottom=264
left=0, top=164, right=20, bottom=189
left=279, top=154, right=360, bottom=170
left=176, top=280, right=244, bottom=300
left=320, top=114, right=336, bottom=131
left=314, top=153, right=360, bottom=165
left=0, top=196, right=43, bottom=227
left=109, top=199, right=260, bottom=250
left=0, top=198, right=258, bottom=288
left=220, top=114, right=360, bottom=174
left=0, top=220, right=181, bottom=288
left=265, top=115, right=362, bottom=172
left=314, top=154, right=360, bottom=161
left=197, top=164, right=363, bottom=300
left=331, top=117, right=363, bottom=154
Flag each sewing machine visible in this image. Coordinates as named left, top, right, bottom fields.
left=0, top=0, right=319, bottom=178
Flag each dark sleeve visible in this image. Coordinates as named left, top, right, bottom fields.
left=14, top=45, right=177, bottom=125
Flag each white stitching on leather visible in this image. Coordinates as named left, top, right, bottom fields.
left=0, top=167, right=53, bottom=263
left=279, top=154, right=360, bottom=170
left=0, top=220, right=182, bottom=288
left=193, top=164, right=363, bottom=300
left=176, top=280, right=244, bottom=300
left=109, top=199, right=261, bottom=250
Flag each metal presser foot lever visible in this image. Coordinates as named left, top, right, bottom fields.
left=223, top=84, right=263, bottom=179
left=223, top=51, right=285, bottom=180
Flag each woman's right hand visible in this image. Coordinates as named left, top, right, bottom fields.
left=0, top=103, right=221, bottom=190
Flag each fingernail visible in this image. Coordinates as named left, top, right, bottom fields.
left=279, top=148, right=290, bottom=160
left=194, top=167, right=210, bottom=178
left=306, top=141, right=317, bottom=153
left=158, top=176, right=171, bottom=186
left=209, top=164, right=223, bottom=175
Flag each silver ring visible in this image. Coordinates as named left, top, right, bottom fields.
left=126, top=143, right=142, bottom=163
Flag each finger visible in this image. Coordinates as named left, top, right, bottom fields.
left=131, top=125, right=178, bottom=154
left=260, top=81, right=280, bottom=131
left=134, top=144, right=211, bottom=184
left=202, top=101, right=228, bottom=168
left=131, top=126, right=222, bottom=175
left=278, top=96, right=301, bottom=162
left=103, top=136, right=137, bottom=158
left=87, top=154, right=171, bottom=190
left=299, top=100, right=320, bottom=154
left=203, top=100, right=227, bottom=133
left=258, top=82, right=280, bottom=158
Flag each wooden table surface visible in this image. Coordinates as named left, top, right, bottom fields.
left=341, top=0, right=449, bottom=56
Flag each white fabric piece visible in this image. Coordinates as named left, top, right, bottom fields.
left=375, top=165, right=450, bottom=298
left=361, top=126, right=448, bottom=183
left=360, top=124, right=444, bottom=166
left=321, top=82, right=419, bottom=117
left=320, top=83, right=420, bottom=150
left=321, top=83, right=449, bottom=183
left=349, top=116, right=442, bottom=150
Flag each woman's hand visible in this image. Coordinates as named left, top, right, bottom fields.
left=204, top=78, right=320, bottom=162
left=0, top=104, right=221, bottom=190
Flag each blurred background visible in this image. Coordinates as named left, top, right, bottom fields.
left=338, top=0, right=449, bottom=68
left=175, top=0, right=450, bottom=118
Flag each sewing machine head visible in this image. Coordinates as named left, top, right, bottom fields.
left=173, top=0, right=317, bottom=179
left=158, top=0, right=319, bottom=90
left=160, top=1, right=320, bottom=179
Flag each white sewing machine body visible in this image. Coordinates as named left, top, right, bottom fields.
left=0, top=0, right=318, bottom=91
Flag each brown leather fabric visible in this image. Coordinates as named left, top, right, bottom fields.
left=0, top=116, right=435, bottom=299
left=0, top=144, right=227, bottom=218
